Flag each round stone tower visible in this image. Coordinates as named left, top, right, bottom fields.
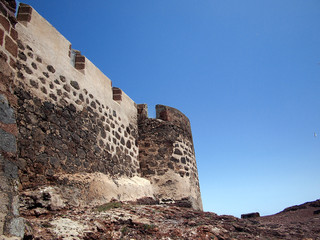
left=137, top=104, right=202, bottom=210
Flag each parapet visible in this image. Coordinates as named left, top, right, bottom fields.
left=15, top=3, right=137, bottom=121
left=156, top=104, right=193, bottom=140
left=17, top=4, right=72, bottom=69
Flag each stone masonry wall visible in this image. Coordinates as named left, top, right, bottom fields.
left=14, top=4, right=140, bottom=190
left=0, top=5, right=202, bottom=237
left=138, top=105, right=202, bottom=210
left=0, top=0, right=25, bottom=238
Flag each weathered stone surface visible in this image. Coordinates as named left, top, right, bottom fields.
left=15, top=86, right=139, bottom=185
left=0, top=192, right=9, bottom=213
left=0, top=94, right=15, bottom=124
left=170, top=156, right=179, bottom=163
left=174, top=149, right=182, bottom=155
left=63, top=84, right=70, bottom=92
left=5, top=36, right=17, bottom=57
left=138, top=105, right=201, bottom=210
left=47, top=65, right=55, bottom=73
left=0, top=129, right=16, bottom=153
left=3, top=158, right=18, bottom=179
left=0, top=212, right=6, bottom=236
left=8, top=217, right=25, bottom=238
left=11, top=196, right=19, bottom=217
left=70, top=80, right=79, bottom=90
left=18, top=51, right=26, bottom=61
left=42, top=72, right=49, bottom=78
left=90, top=101, right=96, bottom=109
left=36, top=56, right=42, bottom=63
left=20, top=187, right=66, bottom=213
left=17, top=40, right=25, bottom=50
left=0, top=235, right=22, bottom=240
left=29, top=79, right=38, bottom=88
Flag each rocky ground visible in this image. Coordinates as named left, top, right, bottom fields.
left=19, top=193, right=320, bottom=240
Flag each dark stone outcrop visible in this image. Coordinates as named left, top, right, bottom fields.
left=241, top=212, right=260, bottom=219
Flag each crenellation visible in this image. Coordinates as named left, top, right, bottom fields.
left=16, top=4, right=32, bottom=23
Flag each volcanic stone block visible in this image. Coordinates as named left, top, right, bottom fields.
left=0, top=94, right=15, bottom=124
left=5, top=36, right=17, bottom=57
left=0, top=15, right=10, bottom=32
left=174, top=149, right=182, bottom=155
left=314, top=209, right=320, bottom=215
left=47, top=65, right=55, bottom=73
left=0, top=128, right=16, bottom=153
left=241, top=212, right=260, bottom=219
left=70, top=80, right=80, bottom=90
left=18, top=51, right=26, bottom=61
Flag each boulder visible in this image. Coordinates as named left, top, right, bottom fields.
left=241, top=212, right=260, bottom=219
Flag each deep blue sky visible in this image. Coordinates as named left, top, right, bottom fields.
left=19, top=0, right=320, bottom=217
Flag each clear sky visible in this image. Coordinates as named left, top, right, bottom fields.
left=19, top=0, right=320, bottom=217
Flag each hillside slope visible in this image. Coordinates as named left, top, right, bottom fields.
left=20, top=193, right=320, bottom=240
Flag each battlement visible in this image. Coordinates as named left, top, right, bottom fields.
left=0, top=2, right=202, bottom=237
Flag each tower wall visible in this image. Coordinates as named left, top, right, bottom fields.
left=138, top=105, right=202, bottom=210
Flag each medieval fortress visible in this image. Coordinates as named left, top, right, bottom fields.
left=0, top=1, right=202, bottom=238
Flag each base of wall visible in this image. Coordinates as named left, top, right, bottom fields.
left=19, top=173, right=155, bottom=215
left=0, top=235, right=21, bottom=240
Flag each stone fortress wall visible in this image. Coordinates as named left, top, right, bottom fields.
left=15, top=3, right=140, bottom=189
left=0, top=2, right=202, bottom=238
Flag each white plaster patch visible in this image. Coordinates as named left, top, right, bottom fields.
left=52, top=173, right=154, bottom=207
left=88, top=174, right=154, bottom=205
left=151, top=169, right=202, bottom=211
left=51, top=218, right=86, bottom=240
left=0, top=236, right=21, bottom=240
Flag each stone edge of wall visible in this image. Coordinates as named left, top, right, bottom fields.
left=0, top=0, right=25, bottom=238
